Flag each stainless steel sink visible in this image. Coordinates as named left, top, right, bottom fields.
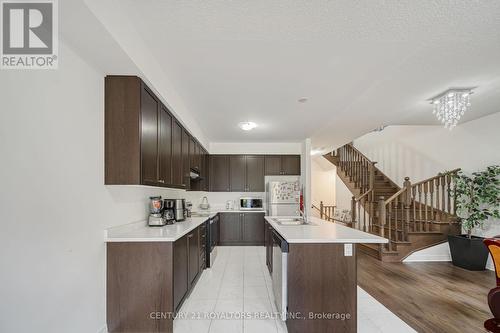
left=273, top=218, right=315, bottom=226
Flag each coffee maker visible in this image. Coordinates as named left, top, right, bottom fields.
left=162, top=199, right=176, bottom=225
left=174, top=199, right=186, bottom=221
left=148, top=196, right=167, bottom=226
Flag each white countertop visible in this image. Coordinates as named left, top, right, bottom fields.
left=105, top=214, right=216, bottom=242
left=265, top=216, right=389, bottom=244
left=105, top=210, right=265, bottom=243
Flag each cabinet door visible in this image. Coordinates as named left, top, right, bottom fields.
left=209, top=155, right=230, bottom=191
left=264, top=155, right=281, bottom=175
left=158, top=105, right=172, bottom=185
left=173, top=235, right=188, bottom=310
left=265, top=223, right=273, bottom=274
left=187, top=229, right=199, bottom=286
left=219, top=213, right=242, bottom=244
left=189, top=137, right=197, bottom=171
left=140, top=86, right=159, bottom=185
left=171, top=120, right=183, bottom=187
left=246, top=155, right=264, bottom=192
left=230, top=155, right=246, bottom=192
left=182, top=129, right=190, bottom=189
left=242, top=213, right=265, bottom=245
left=282, top=155, right=301, bottom=175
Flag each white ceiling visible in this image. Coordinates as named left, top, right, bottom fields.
left=99, top=0, right=500, bottom=149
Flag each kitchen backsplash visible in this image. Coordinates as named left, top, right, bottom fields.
left=184, top=191, right=266, bottom=211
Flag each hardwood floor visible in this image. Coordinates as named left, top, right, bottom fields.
left=357, top=252, right=495, bottom=333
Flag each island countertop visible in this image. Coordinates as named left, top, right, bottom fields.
left=265, top=215, right=389, bottom=244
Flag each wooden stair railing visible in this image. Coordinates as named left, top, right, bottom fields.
left=376, top=169, right=460, bottom=251
left=323, top=142, right=461, bottom=260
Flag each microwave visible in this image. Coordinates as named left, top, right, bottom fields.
left=240, top=197, right=263, bottom=210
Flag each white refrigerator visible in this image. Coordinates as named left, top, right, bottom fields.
left=266, top=177, right=301, bottom=216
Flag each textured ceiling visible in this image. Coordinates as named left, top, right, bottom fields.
left=106, top=0, right=500, bottom=148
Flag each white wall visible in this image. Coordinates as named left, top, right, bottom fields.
left=0, top=41, right=192, bottom=333
left=209, top=142, right=301, bottom=154
left=311, top=156, right=336, bottom=208
left=350, top=113, right=500, bottom=265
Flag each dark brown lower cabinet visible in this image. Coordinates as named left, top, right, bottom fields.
left=173, top=235, right=188, bottom=311
left=219, top=212, right=241, bottom=244
left=286, top=243, right=357, bottom=333
left=187, top=228, right=200, bottom=287
left=264, top=220, right=273, bottom=274
left=242, top=213, right=265, bottom=244
left=219, top=212, right=265, bottom=246
left=107, top=222, right=208, bottom=333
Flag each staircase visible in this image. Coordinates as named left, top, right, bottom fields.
left=323, top=143, right=461, bottom=262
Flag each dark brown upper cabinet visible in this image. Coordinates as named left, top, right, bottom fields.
left=181, top=128, right=190, bottom=190
left=105, top=75, right=203, bottom=189
left=209, top=155, right=230, bottom=192
left=246, top=155, right=265, bottom=192
left=264, top=155, right=301, bottom=175
left=105, top=76, right=170, bottom=187
left=229, top=155, right=247, bottom=192
left=171, top=120, right=184, bottom=187
left=140, top=86, right=160, bottom=186
left=158, top=105, right=172, bottom=185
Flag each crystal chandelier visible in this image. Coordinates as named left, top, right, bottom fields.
left=430, top=88, right=473, bottom=130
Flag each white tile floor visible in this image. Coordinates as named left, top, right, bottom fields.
left=174, top=246, right=415, bottom=333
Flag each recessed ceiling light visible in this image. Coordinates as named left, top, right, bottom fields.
left=298, top=97, right=308, bottom=103
left=238, top=121, right=257, bottom=131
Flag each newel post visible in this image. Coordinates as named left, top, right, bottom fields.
left=403, top=177, right=411, bottom=240
left=320, top=201, right=324, bottom=219
left=351, top=196, right=357, bottom=227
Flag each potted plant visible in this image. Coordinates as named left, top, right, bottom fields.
left=448, top=165, right=500, bottom=270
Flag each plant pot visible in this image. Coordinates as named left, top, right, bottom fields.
left=448, top=234, right=489, bottom=271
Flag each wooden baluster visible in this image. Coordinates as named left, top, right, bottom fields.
left=423, top=182, right=429, bottom=231
left=412, top=186, right=417, bottom=232
left=403, top=177, right=411, bottom=241
left=441, top=175, right=446, bottom=213
left=394, top=198, right=399, bottom=242
left=429, top=179, right=434, bottom=225
left=357, top=199, right=362, bottom=231
left=436, top=176, right=441, bottom=221
left=378, top=196, right=386, bottom=250
left=320, top=201, right=324, bottom=219
left=351, top=196, right=356, bottom=228
left=418, top=184, right=423, bottom=232
left=387, top=200, right=392, bottom=248
left=362, top=197, right=367, bottom=231
left=369, top=192, right=374, bottom=232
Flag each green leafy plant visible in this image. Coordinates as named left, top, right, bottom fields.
left=453, top=165, right=500, bottom=238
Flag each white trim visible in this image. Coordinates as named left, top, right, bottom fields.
left=97, top=325, right=108, bottom=333
left=403, top=254, right=451, bottom=262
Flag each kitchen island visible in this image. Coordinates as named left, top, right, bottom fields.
left=265, top=216, right=388, bottom=333
left=105, top=213, right=386, bottom=333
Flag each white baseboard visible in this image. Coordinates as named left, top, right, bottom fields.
left=98, top=325, right=108, bottom=333
left=403, top=254, right=451, bottom=262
